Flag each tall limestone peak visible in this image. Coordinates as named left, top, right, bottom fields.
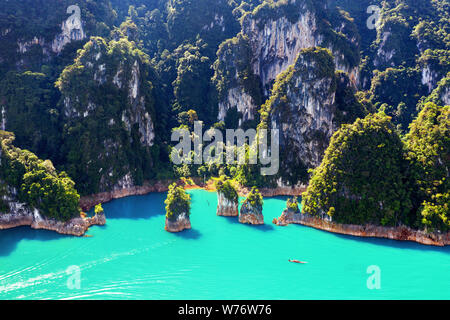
left=260, top=47, right=366, bottom=186
left=213, top=0, right=360, bottom=127
left=55, top=37, right=165, bottom=195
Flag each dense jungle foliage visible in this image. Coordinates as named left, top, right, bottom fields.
left=0, top=0, right=448, bottom=227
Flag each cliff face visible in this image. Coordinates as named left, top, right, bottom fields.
left=0, top=0, right=117, bottom=71
left=61, top=38, right=155, bottom=147
left=16, top=17, right=86, bottom=56
left=242, top=11, right=318, bottom=97
left=239, top=200, right=264, bottom=225
left=52, top=16, right=86, bottom=54
left=56, top=37, right=161, bottom=195
left=257, top=47, right=364, bottom=186
left=217, top=192, right=239, bottom=217
left=214, top=0, right=360, bottom=125
left=0, top=107, right=5, bottom=131
left=0, top=209, right=105, bottom=237
left=276, top=207, right=304, bottom=226
left=0, top=186, right=105, bottom=236
left=165, top=213, right=191, bottom=233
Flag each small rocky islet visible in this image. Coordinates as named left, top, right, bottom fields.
left=164, top=183, right=192, bottom=233
left=238, top=187, right=264, bottom=225
left=215, top=177, right=239, bottom=217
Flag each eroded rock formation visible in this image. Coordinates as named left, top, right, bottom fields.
left=165, top=213, right=192, bottom=233
left=217, top=191, right=239, bottom=217
left=239, top=189, right=264, bottom=225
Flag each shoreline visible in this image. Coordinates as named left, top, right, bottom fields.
left=79, top=180, right=449, bottom=246
left=0, top=210, right=106, bottom=237
left=79, top=179, right=307, bottom=211
left=276, top=211, right=450, bottom=247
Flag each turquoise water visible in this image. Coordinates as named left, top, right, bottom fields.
left=0, top=189, right=449, bottom=300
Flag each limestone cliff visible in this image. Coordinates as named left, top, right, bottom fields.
left=0, top=0, right=116, bottom=71
left=275, top=197, right=303, bottom=226
left=214, top=0, right=360, bottom=126
left=15, top=16, right=86, bottom=56
left=0, top=107, right=5, bottom=131
left=0, top=205, right=105, bottom=237
left=276, top=212, right=450, bottom=247
left=260, top=47, right=365, bottom=186
left=425, top=73, right=450, bottom=106
left=52, top=13, right=86, bottom=54
left=239, top=202, right=264, bottom=225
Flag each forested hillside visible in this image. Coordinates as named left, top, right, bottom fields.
left=0, top=0, right=448, bottom=228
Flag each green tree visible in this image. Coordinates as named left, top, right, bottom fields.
left=406, top=102, right=449, bottom=232
left=164, top=183, right=191, bottom=221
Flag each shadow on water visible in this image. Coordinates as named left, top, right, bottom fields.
left=173, top=228, right=202, bottom=240
left=91, top=193, right=168, bottom=221
left=222, top=216, right=275, bottom=232
left=0, top=226, right=67, bottom=257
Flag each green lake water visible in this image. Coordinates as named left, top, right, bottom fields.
left=0, top=189, right=449, bottom=300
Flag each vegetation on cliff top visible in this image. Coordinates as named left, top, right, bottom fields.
left=164, top=183, right=191, bottom=221
left=55, top=36, right=170, bottom=195
left=215, top=176, right=239, bottom=203
left=0, top=131, right=80, bottom=221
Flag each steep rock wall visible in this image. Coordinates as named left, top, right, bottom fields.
left=214, top=0, right=360, bottom=125
left=258, top=47, right=360, bottom=186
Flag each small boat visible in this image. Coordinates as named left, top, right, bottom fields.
left=289, top=259, right=307, bottom=264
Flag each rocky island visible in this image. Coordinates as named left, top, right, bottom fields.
left=215, top=177, right=239, bottom=217
left=239, top=187, right=264, bottom=225
left=164, top=183, right=192, bottom=232
left=275, top=197, right=302, bottom=226
left=0, top=131, right=105, bottom=236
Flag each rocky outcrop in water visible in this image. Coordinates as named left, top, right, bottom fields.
left=214, top=0, right=360, bottom=126
left=215, top=177, right=239, bottom=217
left=165, top=213, right=192, bottom=233
left=0, top=205, right=105, bottom=237
left=217, top=192, right=239, bottom=217
left=56, top=37, right=161, bottom=194
left=275, top=197, right=303, bottom=227
left=164, top=183, right=192, bottom=233
left=0, top=182, right=104, bottom=237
